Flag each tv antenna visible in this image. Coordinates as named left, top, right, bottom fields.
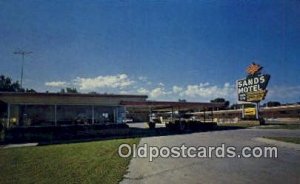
left=13, top=50, right=32, bottom=88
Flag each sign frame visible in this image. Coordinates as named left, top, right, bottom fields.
left=236, top=63, right=271, bottom=121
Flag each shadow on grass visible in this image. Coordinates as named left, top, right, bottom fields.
left=1, top=123, right=247, bottom=146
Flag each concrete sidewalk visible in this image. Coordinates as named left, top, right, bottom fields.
left=1, top=143, right=38, bottom=149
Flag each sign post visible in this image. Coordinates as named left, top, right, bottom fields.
left=255, top=102, right=259, bottom=120
left=236, top=63, right=270, bottom=123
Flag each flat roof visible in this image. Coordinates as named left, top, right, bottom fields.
left=0, top=92, right=148, bottom=106
left=0, top=92, right=148, bottom=98
left=0, top=92, right=225, bottom=110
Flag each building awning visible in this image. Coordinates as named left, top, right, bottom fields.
left=120, top=100, right=225, bottom=111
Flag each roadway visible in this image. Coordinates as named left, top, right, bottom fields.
left=121, top=124, right=300, bottom=184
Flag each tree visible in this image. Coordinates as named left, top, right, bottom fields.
left=230, top=103, right=241, bottom=109
left=60, top=88, right=78, bottom=94
left=0, top=75, right=22, bottom=92
left=66, top=87, right=78, bottom=93
left=210, top=98, right=230, bottom=109
left=266, top=101, right=281, bottom=107
left=0, top=75, right=36, bottom=93
left=25, top=88, right=36, bottom=93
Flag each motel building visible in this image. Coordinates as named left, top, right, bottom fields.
left=0, top=92, right=148, bottom=128
left=0, top=92, right=224, bottom=143
left=0, top=92, right=225, bottom=129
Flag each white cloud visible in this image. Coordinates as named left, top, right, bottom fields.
left=172, top=85, right=183, bottom=93
left=44, top=74, right=300, bottom=103
left=120, top=90, right=129, bottom=94
left=158, top=82, right=165, bottom=86
left=150, top=87, right=168, bottom=98
left=268, top=85, right=300, bottom=101
left=138, top=76, right=148, bottom=82
left=137, top=88, right=149, bottom=94
left=136, top=82, right=235, bottom=100
left=138, top=76, right=152, bottom=85
left=74, top=74, right=134, bottom=90
left=45, top=81, right=67, bottom=87
left=45, top=77, right=236, bottom=102
left=180, top=82, right=235, bottom=100
left=137, top=87, right=170, bottom=98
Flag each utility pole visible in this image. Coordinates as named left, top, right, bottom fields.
left=13, top=50, right=32, bottom=89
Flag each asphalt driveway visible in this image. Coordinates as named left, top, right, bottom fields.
left=120, top=128, right=300, bottom=184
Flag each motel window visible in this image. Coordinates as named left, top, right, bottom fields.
left=93, top=106, right=125, bottom=124
left=6, top=104, right=125, bottom=127
left=94, top=106, right=115, bottom=124
left=56, top=105, right=93, bottom=125
left=10, top=105, right=55, bottom=127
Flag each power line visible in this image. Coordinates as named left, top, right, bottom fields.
left=13, top=50, right=32, bottom=89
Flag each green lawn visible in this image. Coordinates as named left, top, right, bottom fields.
left=264, top=137, right=300, bottom=144
left=0, top=138, right=140, bottom=184
left=259, top=124, right=300, bottom=129
left=218, top=123, right=300, bottom=129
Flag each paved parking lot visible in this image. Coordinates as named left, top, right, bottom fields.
left=121, top=126, right=300, bottom=184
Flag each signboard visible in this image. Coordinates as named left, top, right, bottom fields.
left=237, top=63, right=270, bottom=102
left=243, top=108, right=256, bottom=116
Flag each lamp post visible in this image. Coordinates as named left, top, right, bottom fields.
left=13, top=50, right=32, bottom=89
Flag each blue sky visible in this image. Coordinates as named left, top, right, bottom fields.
left=0, top=0, right=299, bottom=103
